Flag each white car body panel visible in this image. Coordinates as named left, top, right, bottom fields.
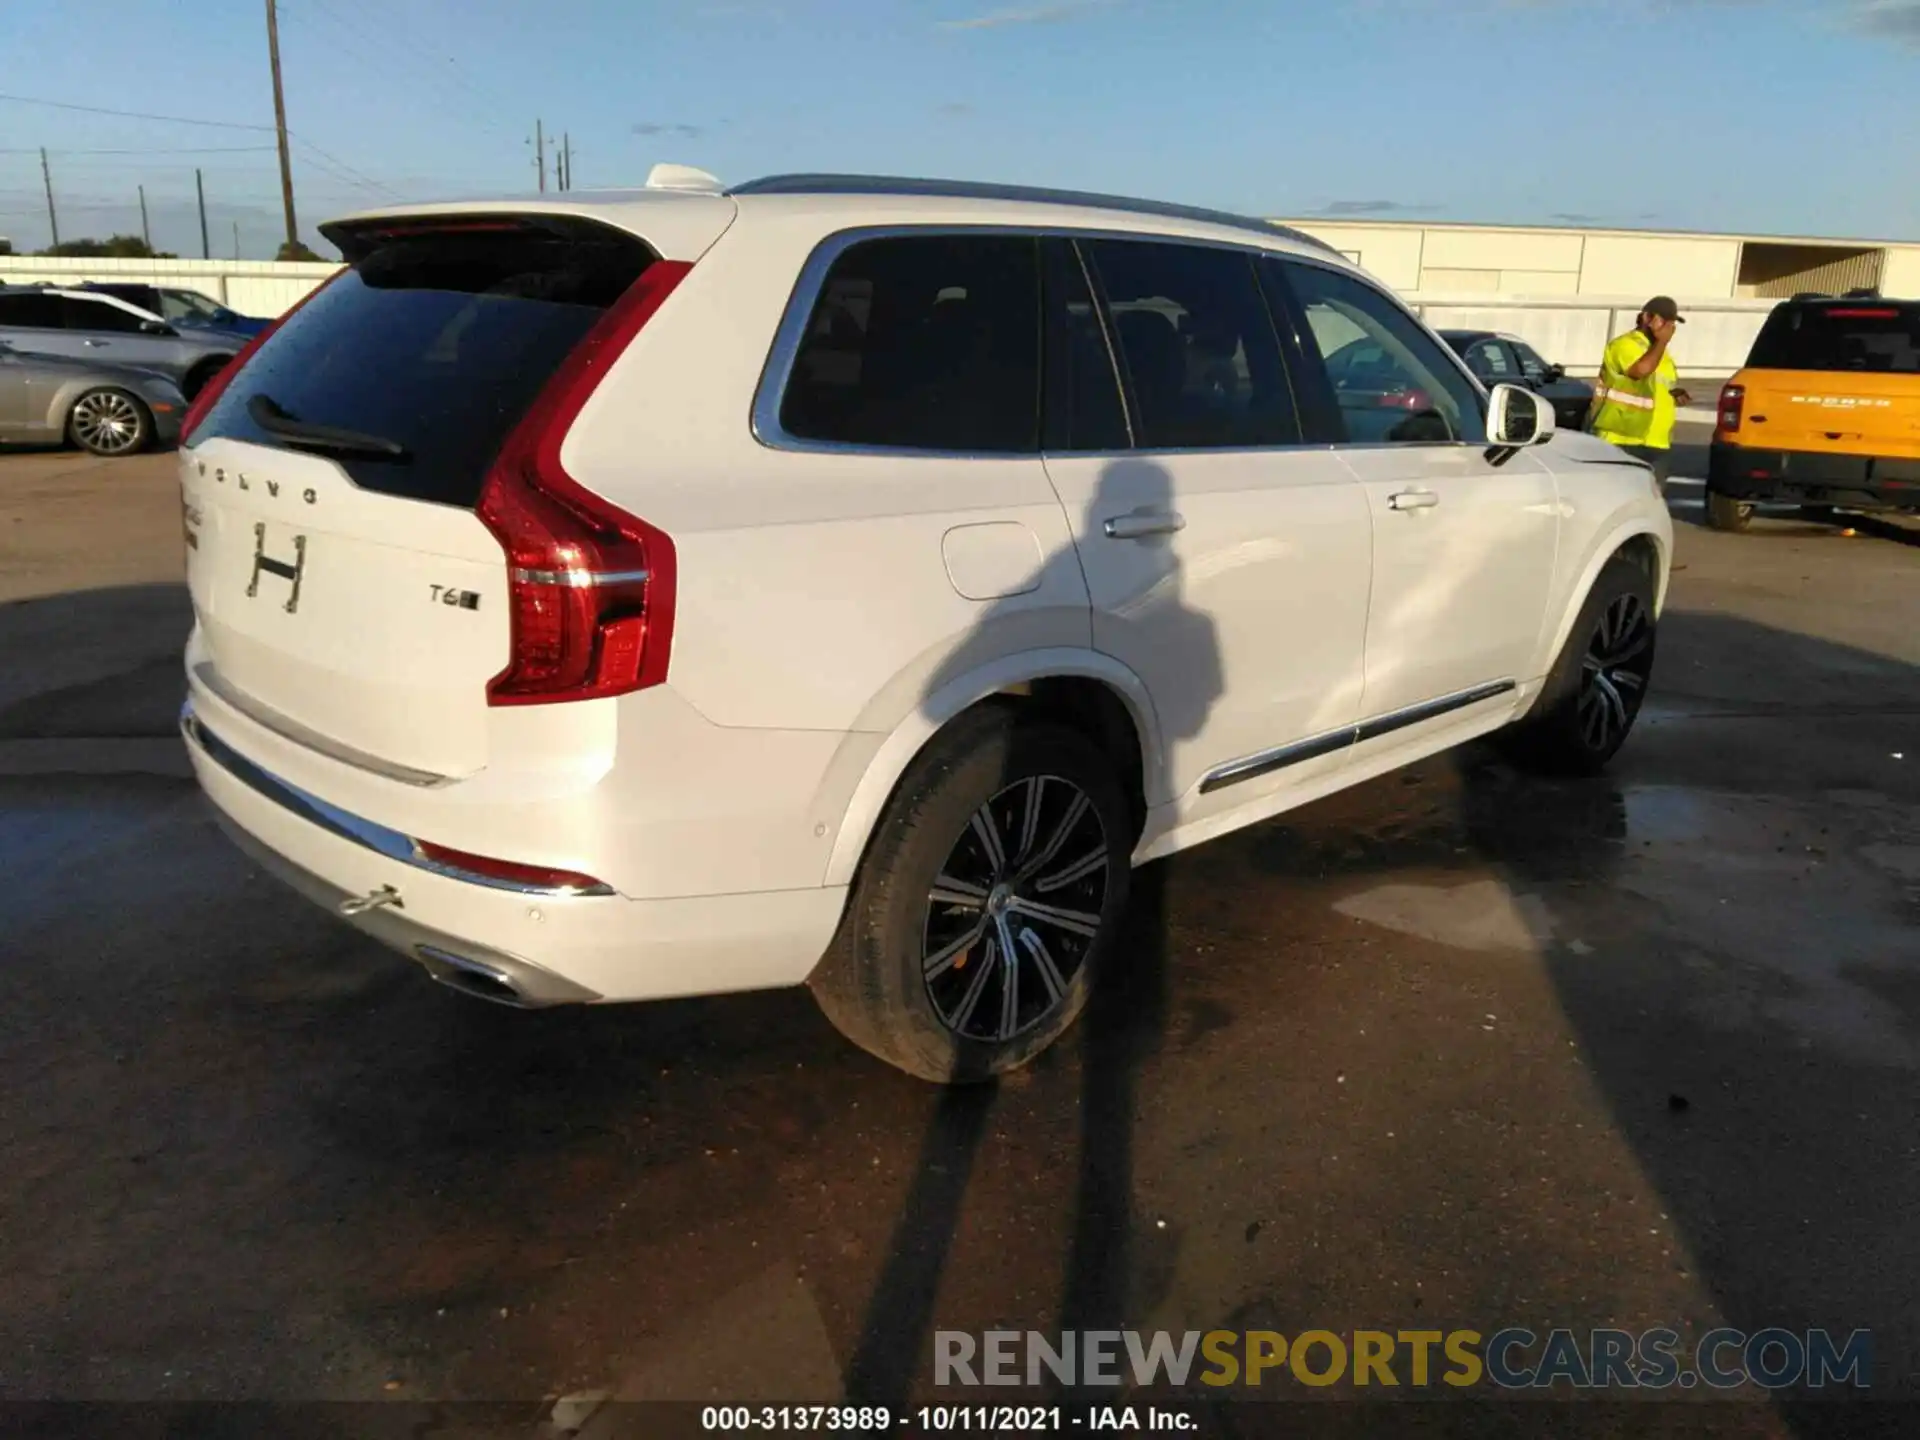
left=180, top=180, right=1673, bottom=1010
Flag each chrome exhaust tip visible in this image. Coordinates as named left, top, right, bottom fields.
left=414, top=945, right=532, bottom=1008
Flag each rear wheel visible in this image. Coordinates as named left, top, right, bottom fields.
left=1705, top=488, right=1754, bottom=532
left=809, top=705, right=1132, bottom=1084
left=1498, top=556, right=1657, bottom=776
left=67, top=388, right=152, bottom=457
left=181, top=358, right=230, bottom=401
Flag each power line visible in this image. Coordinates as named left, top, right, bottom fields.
left=0, top=145, right=278, bottom=156
left=0, top=91, right=278, bottom=132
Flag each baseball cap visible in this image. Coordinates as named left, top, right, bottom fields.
left=1644, top=295, right=1685, bottom=324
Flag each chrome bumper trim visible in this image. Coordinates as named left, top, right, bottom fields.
left=181, top=700, right=615, bottom=898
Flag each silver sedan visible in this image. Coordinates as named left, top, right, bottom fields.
left=0, top=340, right=186, bottom=456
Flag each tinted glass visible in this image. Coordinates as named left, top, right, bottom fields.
left=0, top=294, right=64, bottom=328
left=63, top=297, right=147, bottom=334
left=779, top=235, right=1041, bottom=453
left=1512, top=341, right=1551, bottom=382
left=161, top=290, right=225, bottom=322
left=1278, top=262, right=1483, bottom=444
left=1081, top=240, right=1297, bottom=449
left=1041, top=239, right=1128, bottom=452
left=192, top=221, right=654, bottom=506
left=1748, top=304, right=1920, bottom=375
left=1465, top=339, right=1514, bottom=379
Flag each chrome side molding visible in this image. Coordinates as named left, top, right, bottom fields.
left=1199, top=679, right=1517, bottom=795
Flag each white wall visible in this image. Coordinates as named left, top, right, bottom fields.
left=1882, top=246, right=1920, bottom=299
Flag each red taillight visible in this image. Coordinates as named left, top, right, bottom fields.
left=412, top=839, right=610, bottom=894
left=478, top=259, right=691, bottom=706
left=179, top=269, right=344, bottom=445
left=1717, top=382, right=1745, bottom=435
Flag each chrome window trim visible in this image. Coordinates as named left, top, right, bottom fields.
left=750, top=224, right=1359, bottom=461
left=1199, top=679, right=1517, bottom=795
left=182, top=702, right=616, bottom=898
left=1266, top=252, right=1496, bottom=444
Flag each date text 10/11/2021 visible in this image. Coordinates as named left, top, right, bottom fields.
left=700, top=1406, right=1194, bottom=1432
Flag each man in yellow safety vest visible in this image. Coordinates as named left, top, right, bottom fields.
left=1589, top=296, right=1692, bottom=495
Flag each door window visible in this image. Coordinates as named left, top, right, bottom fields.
left=1041, top=239, right=1130, bottom=452
left=778, top=234, right=1041, bottom=453
left=62, top=297, right=148, bottom=334
left=1464, top=338, right=1515, bottom=381
left=1273, top=261, right=1484, bottom=445
left=1511, top=340, right=1553, bottom=384
left=0, top=294, right=65, bottom=329
left=1078, top=239, right=1299, bottom=450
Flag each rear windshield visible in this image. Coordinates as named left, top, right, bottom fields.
left=191, top=220, right=656, bottom=507
left=1747, top=304, right=1920, bottom=375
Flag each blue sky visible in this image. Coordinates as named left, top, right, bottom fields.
left=3, top=0, right=1917, bottom=259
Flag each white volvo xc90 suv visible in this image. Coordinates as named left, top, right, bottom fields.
left=179, top=169, right=1671, bottom=1082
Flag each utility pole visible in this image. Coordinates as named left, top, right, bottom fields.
left=196, top=168, right=211, bottom=260
left=138, top=185, right=151, bottom=250
left=561, top=132, right=572, bottom=192
left=233, top=220, right=241, bottom=260
left=40, top=148, right=59, bottom=248
left=535, top=119, right=546, bottom=193
left=265, top=0, right=300, bottom=252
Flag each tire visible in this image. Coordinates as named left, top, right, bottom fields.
left=1497, top=555, right=1657, bottom=777
left=1704, top=488, right=1754, bottom=532
left=809, top=704, right=1133, bottom=1084
left=181, top=359, right=228, bottom=401
left=66, top=388, right=153, bottom=457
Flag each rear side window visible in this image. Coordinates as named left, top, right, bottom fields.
left=1747, top=304, right=1920, bottom=375
left=778, top=234, right=1041, bottom=453
left=64, top=298, right=147, bottom=334
left=190, top=219, right=655, bottom=507
left=1079, top=239, right=1298, bottom=450
left=0, top=294, right=64, bottom=328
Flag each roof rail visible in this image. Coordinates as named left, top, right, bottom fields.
left=728, top=173, right=1342, bottom=255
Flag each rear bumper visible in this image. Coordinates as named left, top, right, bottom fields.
left=182, top=700, right=849, bottom=1006
left=1708, top=442, right=1920, bottom=510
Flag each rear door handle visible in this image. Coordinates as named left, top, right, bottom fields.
left=1103, top=511, right=1187, bottom=540
left=1387, top=489, right=1440, bottom=511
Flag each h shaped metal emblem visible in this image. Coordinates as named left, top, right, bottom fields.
left=247, top=522, right=307, bottom=614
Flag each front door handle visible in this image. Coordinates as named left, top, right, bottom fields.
left=1103, top=511, right=1187, bottom=540
left=1387, top=489, right=1440, bottom=512
left=82, top=339, right=109, bottom=348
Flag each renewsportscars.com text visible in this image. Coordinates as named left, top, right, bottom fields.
left=935, top=1327, right=1872, bottom=1391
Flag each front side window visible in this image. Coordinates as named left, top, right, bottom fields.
left=161, top=290, right=225, bottom=323
left=1512, top=340, right=1552, bottom=383
left=1079, top=239, right=1298, bottom=450
left=62, top=298, right=147, bottom=334
left=778, top=234, right=1041, bottom=453
left=1276, top=261, right=1483, bottom=445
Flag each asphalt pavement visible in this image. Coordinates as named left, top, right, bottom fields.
left=1, top=443, right=1915, bottom=1439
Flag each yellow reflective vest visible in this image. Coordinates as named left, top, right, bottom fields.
left=1591, top=329, right=1678, bottom=449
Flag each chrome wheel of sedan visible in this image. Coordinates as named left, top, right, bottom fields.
left=922, top=774, right=1111, bottom=1044
left=69, top=390, right=149, bottom=456
left=1577, top=592, right=1653, bottom=753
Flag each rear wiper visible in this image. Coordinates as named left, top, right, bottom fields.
left=247, top=393, right=410, bottom=461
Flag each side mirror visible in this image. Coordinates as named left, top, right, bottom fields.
left=139, top=319, right=175, bottom=336
left=1544, top=363, right=1566, bottom=382
left=1488, top=383, right=1556, bottom=446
